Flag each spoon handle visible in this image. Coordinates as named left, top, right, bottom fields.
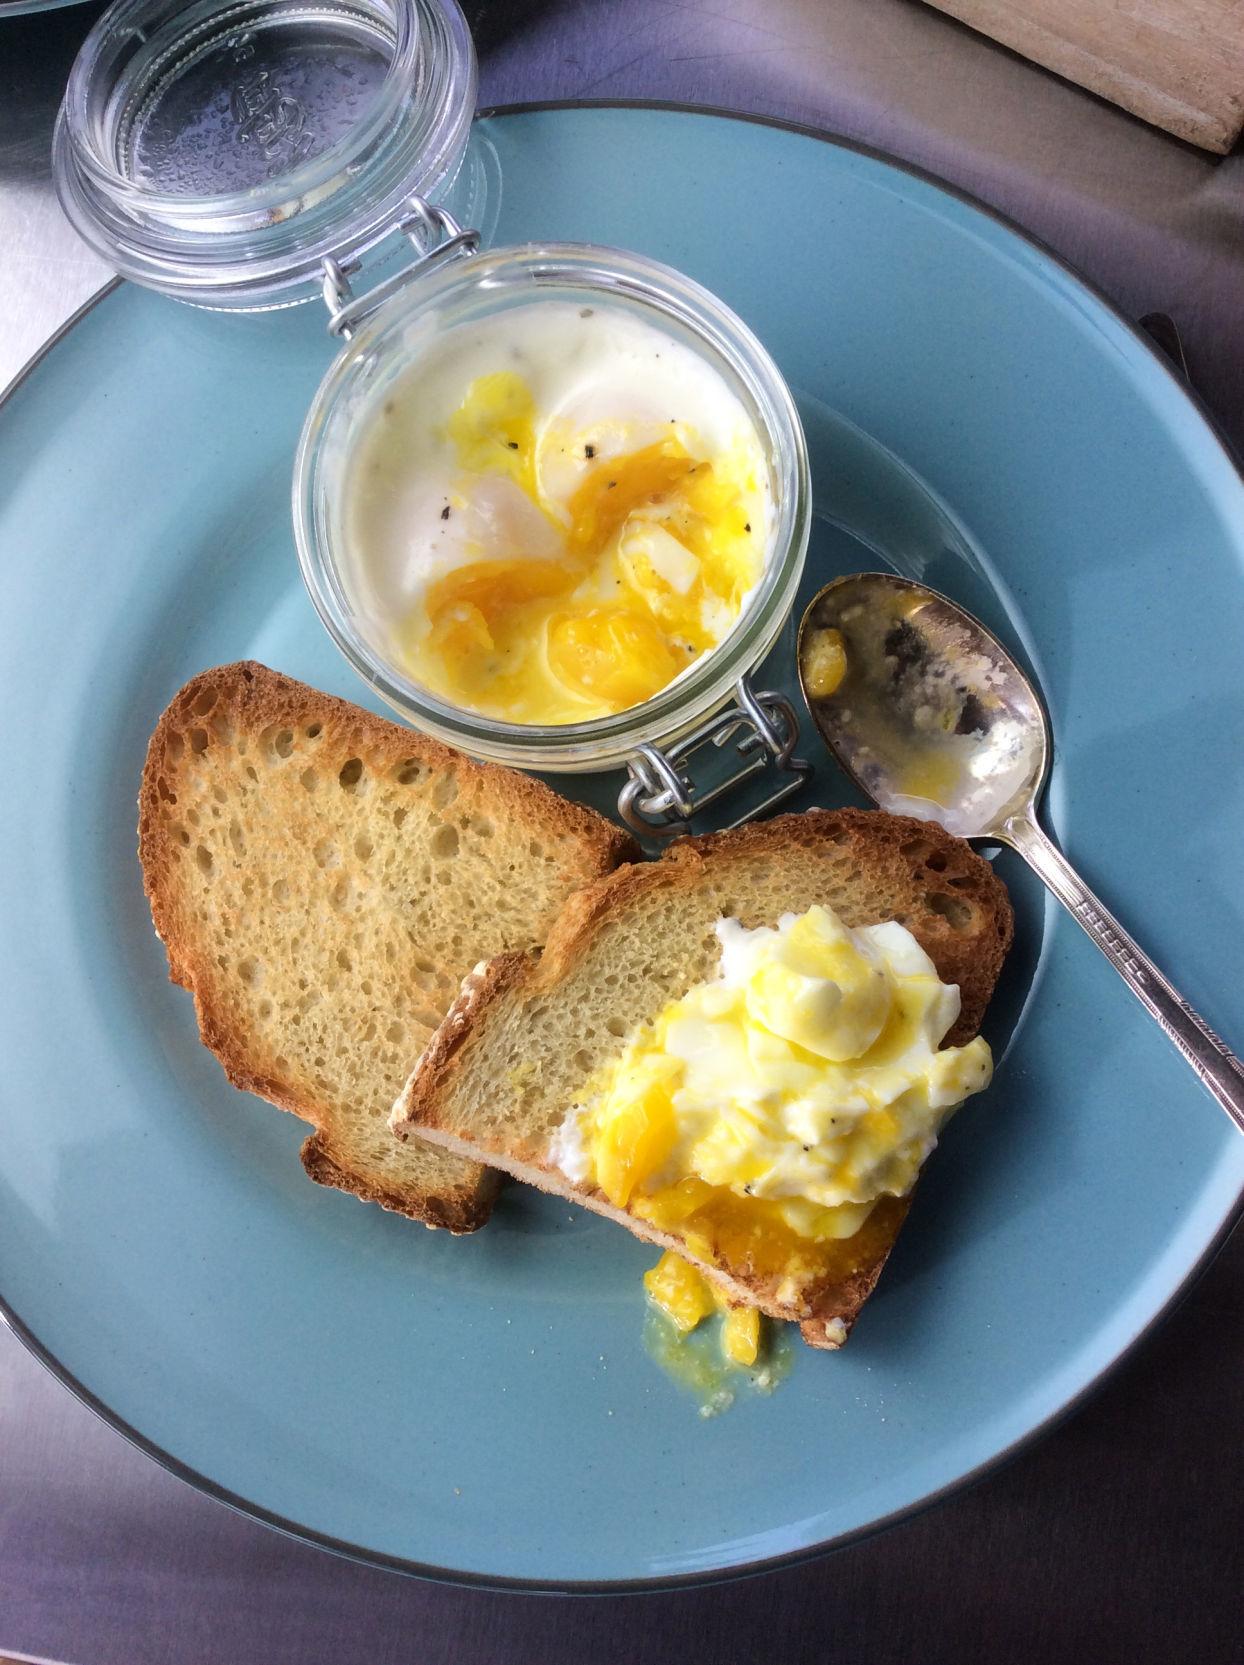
left=1003, top=812, right=1244, bottom=1136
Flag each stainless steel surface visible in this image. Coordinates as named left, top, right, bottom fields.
left=319, top=199, right=479, bottom=339
left=1005, top=808, right=1244, bottom=1129
left=0, top=3, right=111, bottom=394
left=618, top=681, right=811, bottom=837
left=2, top=2, right=1242, bottom=1661
left=800, top=571, right=1244, bottom=1137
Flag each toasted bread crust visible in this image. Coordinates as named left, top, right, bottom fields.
left=298, top=1130, right=501, bottom=1230
left=395, top=810, right=1012, bottom=1332
left=139, top=662, right=635, bottom=1232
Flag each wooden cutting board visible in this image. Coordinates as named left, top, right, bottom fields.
left=921, top=0, right=1244, bottom=152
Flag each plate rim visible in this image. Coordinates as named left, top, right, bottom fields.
left=2, top=98, right=1242, bottom=1595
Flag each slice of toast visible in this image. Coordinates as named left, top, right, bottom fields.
left=392, top=810, right=1012, bottom=1329
left=139, top=662, right=636, bottom=1231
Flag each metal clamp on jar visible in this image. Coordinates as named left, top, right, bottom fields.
left=54, top=0, right=812, bottom=840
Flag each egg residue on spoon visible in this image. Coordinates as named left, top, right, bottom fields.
left=342, top=301, right=773, bottom=724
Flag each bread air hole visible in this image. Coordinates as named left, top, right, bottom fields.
left=272, top=878, right=290, bottom=902
left=237, top=956, right=261, bottom=988
left=189, top=728, right=209, bottom=754
left=429, top=823, right=459, bottom=859
left=394, top=760, right=425, bottom=785
left=305, top=723, right=322, bottom=739
left=300, top=768, right=318, bottom=792
left=339, top=758, right=365, bottom=793
left=313, top=839, right=339, bottom=869
left=195, top=845, right=213, bottom=875
left=229, top=821, right=246, bottom=856
left=275, top=730, right=294, bottom=759
left=392, top=806, right=408, bottom=828
left=928, top=892, right=976, bottom=930
left=432, top=773, right=458, bottom=809
left=191, top=688, right=218, bottom=716
left=354, top=835, right=374, bottom=861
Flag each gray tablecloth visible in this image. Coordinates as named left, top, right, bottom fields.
left=1, top=3, right=1241, bottom=1661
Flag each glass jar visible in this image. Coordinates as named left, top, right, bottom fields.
left=294, top=239, right=810, bottom=787
left=54, top=0, right=813, bottom=833
left=53, top=0, right=478, bottom=309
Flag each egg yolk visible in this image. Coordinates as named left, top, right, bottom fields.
left=404, top=371, right=765, bottom=723
left=558, top=904, right=993, bottom=1324
left=801, top=625, right=847, bottom=699
left=643, top=1250, right=762, bottom=1366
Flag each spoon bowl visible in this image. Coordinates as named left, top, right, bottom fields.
left=798, top=572, right=1244, bottom=1136
left=798, top=572, right=1048, bottom=840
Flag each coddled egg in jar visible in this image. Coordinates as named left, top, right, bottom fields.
left=342, top=300, right=772, bottom=724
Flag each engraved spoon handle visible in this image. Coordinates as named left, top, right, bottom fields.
left=1002, top=811, right=1244, bottom=1134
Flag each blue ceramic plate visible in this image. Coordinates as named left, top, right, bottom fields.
left=1, top=106, right=1242, bottom=1589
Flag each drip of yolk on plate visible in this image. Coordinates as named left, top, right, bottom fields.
left=644, top=1250, right=762, bottom=1366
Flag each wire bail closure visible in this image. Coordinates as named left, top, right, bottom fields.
left=618, top=677, right=812, bottom=839
left=320, top=196, right=479, bottom=340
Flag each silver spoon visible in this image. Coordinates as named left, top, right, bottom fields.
left=797, top=570, right=1244, bottom=1135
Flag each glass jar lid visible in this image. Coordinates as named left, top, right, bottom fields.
left=53, top=0, right=476, bottom=310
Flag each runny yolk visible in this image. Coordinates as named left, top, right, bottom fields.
left=643, top=1250, right=763, bottom=1366
left=410, top=372, right=766, bottom=724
